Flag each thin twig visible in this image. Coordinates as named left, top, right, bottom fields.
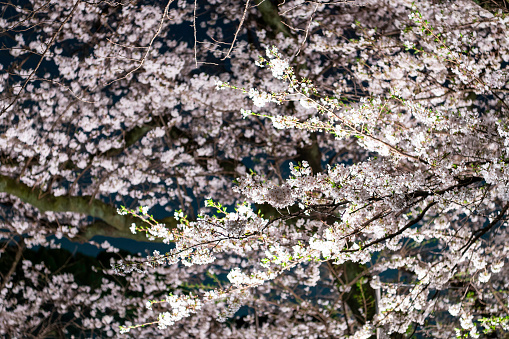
left=221, top=0, right=250, bottom=60
left=294, top=3, right=318, bottom=56
left=193, top=0, right=198, bottom=68
left=106, top=0, right=175, bottom=85
left=0, top=0, right=81, bottom=118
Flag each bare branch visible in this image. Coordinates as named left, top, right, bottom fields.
left=0, top=0, right=82, bottom=118
left=221, top=0, right=251, bottom=60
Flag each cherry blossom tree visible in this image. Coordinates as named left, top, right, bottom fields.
left=1, top=0, right=509, bottom=337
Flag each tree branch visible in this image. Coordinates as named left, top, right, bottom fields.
left=460, top=202, right=509, bottom=255
left=0, top=238, right=24, bottom=291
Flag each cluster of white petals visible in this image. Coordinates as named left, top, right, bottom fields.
left=2, top=0, right=509, bottom=337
